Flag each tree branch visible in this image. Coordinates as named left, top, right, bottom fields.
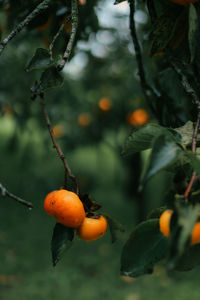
left=129, top=0, right=160, bottom=104
left=40, top=94, right=80, bottom=195
left=0, top=183, right=33, bottom=208
left=0, top=0, right=51, bottom=55
left=57, top=0, right=78, bottom=71
left=49, top=15, right=72, bottom=60
left=184, top=111, right=200, bottom=203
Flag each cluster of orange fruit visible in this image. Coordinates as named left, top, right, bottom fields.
left=159, top=209, right=200, bottom=245
left=44, top=189, right=107, bottom=241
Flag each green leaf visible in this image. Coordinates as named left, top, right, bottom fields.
left=39, top=66, right=64, bottom=92
left=147, top=206, right=166, bottom=220
left=121, top=219, right=168, bottom=277
left=188, top=4, right=199, bottom=63
left=175, top=244, right=200, bottom=271
left=149, top=7, right=182, bottom=56
left=26, top=48, right=54, bottom=72
left=104, top=214, right=125, bottom=243
left=122, top=123, right=179, bottom=156
left=186, top=151, right=200, bottom=175
left=51, top=223, right=74, bottom=267
left=142, top=134, right=183, bottom=184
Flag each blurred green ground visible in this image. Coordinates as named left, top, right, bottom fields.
left=1, top=115, right=200, bottom=300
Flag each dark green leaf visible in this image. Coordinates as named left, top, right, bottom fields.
left=149, top=8, right=182, bottom=56
left=147, top=206, right=166, bottom=220
left=188, top=4, right=199, bottom=62
left=187, top=151, right=200, bottom=176
left=26, top=48, right=54, bottom=72
left=122, top=123, right=179, bottom=156
left=175, top=244, right=200, bottom=271
left=142, top=134, right=183, bottom=184
left=51, top=223, right=74, bottom=267
left=39, top=66, right=63, bottom=92
left=104, top=214, right=125, bottom=243
left=121, top=219, right=168, bottom=277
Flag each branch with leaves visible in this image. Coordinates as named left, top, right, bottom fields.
left=49, top=15, right=72, bottom=60
left=184, top=112, right=200, bottom=202
left=40, top=95, right=80, bottom=195
left=128, top=0, right=160, bottom=105
left=57, top=0, right=78, bottom=70
left=0, top=0, right=51, bottom=55
left=0, top=183, right=33, bottom=208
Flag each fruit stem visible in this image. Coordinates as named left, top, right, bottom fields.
left=57, top=0, right=78, bottom=71
left=0, top=0, right=51, bottom=55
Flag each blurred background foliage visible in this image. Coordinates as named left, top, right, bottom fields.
left=0, top=0, right=200, bottom=299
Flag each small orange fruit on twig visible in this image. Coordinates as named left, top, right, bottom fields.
left=44, top=189, right=86, bottom=228
left=77, top=216, right=108, bottom=241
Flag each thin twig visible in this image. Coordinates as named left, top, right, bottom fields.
left=57, top=0, right=78, bottom=71
left=40, top=94, right=80, bottom=195
left=0, top=0, right=51, bottom=55
left=129, top=0, right=160, bottom=103
left=0, top=183, right=33, bottom=208
left=184, top=111, right=200, bottom=203
left=49, top=15, right=72, bottom=60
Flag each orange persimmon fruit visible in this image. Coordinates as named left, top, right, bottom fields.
left=98, top=97, right=112, bottom=111
left=78, top=113, right=91, bottom=127
left=77, top=216, right=108, bottom=241
left=44, top=189, right=86, bottom=228
left=126, top=109, right=149, bottom=126
left=191, top=222, right=200, bottom=246
left=160, top=209, right=200, bottom=246
left=52, top=125, right=65, bottom=138
left=159, top=209, right=173, bottom=238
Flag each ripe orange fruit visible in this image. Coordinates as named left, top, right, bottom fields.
left=191, top=222, right=200, bottom=246
left=78, top=113, right=91, bottom=127
left=77, top=216, right=108, bottom=241
left=98, top=97, right=112, bottom=111
left=44, top=190, right=57, bottom=216
left=126, top=109, right=149, bottom=126
left=52, top=125, right=65, bottom=138
left=159, top=209, right=173, bottom=238
left=170, top=0, right=196, bottom=5
left=44, top=189, right=86, bottom=228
